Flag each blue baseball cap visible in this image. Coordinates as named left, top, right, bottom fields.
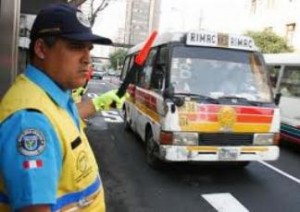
left=30, top=3, right=112, bottom=45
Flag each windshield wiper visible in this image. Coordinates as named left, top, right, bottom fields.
left=174, top=93, right=219, bottom=104
left=216, top=96, right=262, bottom=106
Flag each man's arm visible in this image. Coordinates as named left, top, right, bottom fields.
left=0, top=111, right=61, bottom=210
left=76, top=90, right=125, bottom=119
left=77, top=99, right=96, bottom=120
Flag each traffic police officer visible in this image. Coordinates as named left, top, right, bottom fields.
left=0, top=3, right=123, bottom=211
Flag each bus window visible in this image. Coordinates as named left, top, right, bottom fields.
left=137, top=48, right=158, bottom=89
left=268, top=65, right=280, bottom=89
left=170, top=46, right=272, bottom=102
left=120, top=55, right=136, bottom=83
left=121, top=56, right=130, bottom=81
left=279, top=66, right=300, bottom=97
left=150, top=46, right=169, bottom=91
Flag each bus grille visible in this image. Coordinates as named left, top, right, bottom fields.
left=198, top=133, right=253, bottom=146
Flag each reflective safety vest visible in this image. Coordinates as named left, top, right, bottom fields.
left=0, top=74, right=105, bottom=211
left=72, top=86, right=87, bottom=103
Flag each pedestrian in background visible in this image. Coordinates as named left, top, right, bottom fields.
left=0, top=3, right=123, bottom=211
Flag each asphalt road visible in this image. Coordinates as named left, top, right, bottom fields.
left=84, top=78, right=300, bottom=212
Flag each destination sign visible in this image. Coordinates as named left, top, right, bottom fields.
left=186, top=31, right=257, bottom=51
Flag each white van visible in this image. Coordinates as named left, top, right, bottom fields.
left=121, top=30, right=280, bottom=168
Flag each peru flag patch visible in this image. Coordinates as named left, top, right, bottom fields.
left=23, top=160, right=43, bottom=169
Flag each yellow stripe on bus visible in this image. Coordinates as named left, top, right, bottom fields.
left=135, top=101, right=160, bottom=123
left=186, top=146, right=218, bottom=152
left=180, top=123, right=271, bottom=132
left=240, top=147, right=269, bottom=152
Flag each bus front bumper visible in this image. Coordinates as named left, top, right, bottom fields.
left=159, top=145, right=279, bottom=162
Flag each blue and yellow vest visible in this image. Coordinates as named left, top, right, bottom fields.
left=0, top=75, right=105, bottom=211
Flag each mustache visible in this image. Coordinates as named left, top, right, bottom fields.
left=79, top=66, right=90, bottom=72
left=78, top=62, right=92, bottom=72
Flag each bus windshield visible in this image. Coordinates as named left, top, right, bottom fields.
left=170, top=46, right=272, bottom=102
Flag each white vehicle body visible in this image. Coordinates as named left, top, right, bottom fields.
left=264, top=53, right=300, bottom=144
left=121, top=31, right=280, bottom=167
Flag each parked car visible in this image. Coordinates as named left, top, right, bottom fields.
left=92, top=63, right=106, bottom=80
left=107, top=69, right=116, bottom=76
left=107, top=69, right=121, bottom=77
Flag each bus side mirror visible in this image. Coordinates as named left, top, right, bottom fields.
left=163, top=85, right=185, bottom=107
left=157, top=61, right=166, bottom=67
left=274, top=93, right=281, bottom=105
left=163, top=85, right=174, bottom=99
left=151, top=69, right=164, bottom=89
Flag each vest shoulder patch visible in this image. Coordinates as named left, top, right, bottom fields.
left=18, top=129, right=46, bottom=156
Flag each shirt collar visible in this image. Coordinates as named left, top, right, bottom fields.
left=24, top=64, right=71, bottom=108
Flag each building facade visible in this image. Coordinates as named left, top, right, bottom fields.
left=0, top=0, right=85, bottom=98
left=248, top=0, right=300, bottom=51
left=124, top=0, right=161, bottom=45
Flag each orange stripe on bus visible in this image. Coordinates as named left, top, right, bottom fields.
left=236, top=115, right=273, bottom=123
left=197, top=104, right=274, bottom=115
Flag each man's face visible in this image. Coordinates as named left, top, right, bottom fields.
left=42, top=38, right=93, bottom=90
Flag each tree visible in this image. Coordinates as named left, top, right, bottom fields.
left=86, top=0, right=117, bottom=27
left=109, top=49, right=127, bottom=70
left=244, top=29, right=293, bottom=53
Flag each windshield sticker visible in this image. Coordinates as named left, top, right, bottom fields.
left=171, top=59, right=193, bottom=92
left=179, top=102, right=197, bottom=113
left=179, top=115, right=188, bottom=126
left=179, top=63, right=192, bottom=79
left=171, top=59, right=192, bottom=79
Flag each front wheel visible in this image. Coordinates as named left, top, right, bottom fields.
left=145, top=129, right=161, bottom=169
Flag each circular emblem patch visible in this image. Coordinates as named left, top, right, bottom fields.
left=76, top=11, right=91, bottom=28
left=77, top=151, right=88, bottom=172
left=218, top=106, right=236, bottom=131
left=18, top=129, right=46, bottom=156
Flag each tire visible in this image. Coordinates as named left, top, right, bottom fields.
left=123, top=109, right=131, bottom=131
left=145, top=129, right=161, bottom=169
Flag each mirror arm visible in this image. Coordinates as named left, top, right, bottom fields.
left=274, top=93, right=281, bottom=105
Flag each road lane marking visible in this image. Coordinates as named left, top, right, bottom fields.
left=258, top=160, right=300, bottom=185
left=102, top=111, right=123, bottom=123
left=86, top=116, right=108, bottom=130
left=87, top=93, right=98, bottom=98
left=88, top=81, right=106, bottom=85
left=202, top=193, right=249, bottom=212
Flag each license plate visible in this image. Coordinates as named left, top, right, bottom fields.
left=218, top=147, right=239, bottom=160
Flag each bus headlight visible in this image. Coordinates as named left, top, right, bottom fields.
left=253, top=133, right=274, bottom=145
left=173, top=132, right=198, bottom=146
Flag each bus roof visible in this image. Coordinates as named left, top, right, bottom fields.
left=128, top=32, right=185, bottom=54
left=128, top=31, right=258, bottom=55
left=264, top=53, right=300, bottom=66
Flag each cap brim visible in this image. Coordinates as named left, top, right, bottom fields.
left=61, top=33, right=112, bottom=45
